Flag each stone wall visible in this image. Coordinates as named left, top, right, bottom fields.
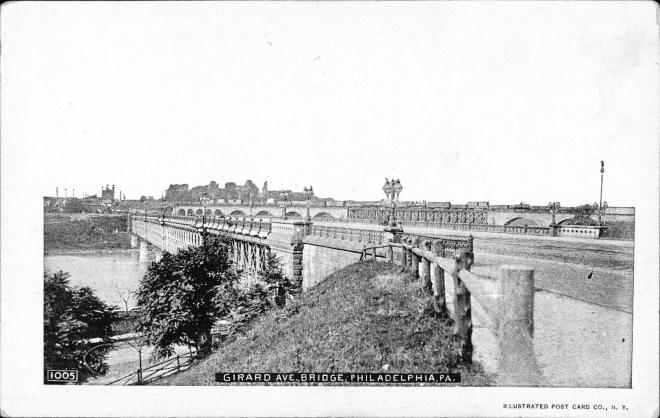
left=301, top=237, right=363, bottom=290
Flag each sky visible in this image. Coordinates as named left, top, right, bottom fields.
left=1, top=2, right=658, bottom=206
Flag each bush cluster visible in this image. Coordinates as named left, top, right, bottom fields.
left=136, top=237, right=293, bottom=359
left=44, top=271, right=119, bottom=383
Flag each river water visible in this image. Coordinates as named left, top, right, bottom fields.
left=44, top=249, right=154, bottom=310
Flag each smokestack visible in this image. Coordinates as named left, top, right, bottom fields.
left=56, top=187, right=59, bottom=198
left=73, top=188, right=75, bottom=198
left=112, top=184, right=115, bottom=192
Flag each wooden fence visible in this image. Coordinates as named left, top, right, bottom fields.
left=106, top=351, right=196, bottom=385
left=361, top=239, right=543, bottom=386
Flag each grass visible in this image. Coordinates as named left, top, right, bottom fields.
left=44, top=215, right=130, bottom=252
left=155, top=261, right=490, bottom=386
left=112, top=313, right=140, bottom=335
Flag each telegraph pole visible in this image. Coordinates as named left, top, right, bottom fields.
left=599, top=160, right=604, bottom=210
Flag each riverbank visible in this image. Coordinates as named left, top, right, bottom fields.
left=44, top=214, right=130, bottom=252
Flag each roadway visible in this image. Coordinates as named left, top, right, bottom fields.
left=318, top=222, right=634, bottom=313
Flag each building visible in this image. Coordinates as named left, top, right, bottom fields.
left=165, top=184, right=189, bottom=200
left=101, top=185, right=115, bottom=204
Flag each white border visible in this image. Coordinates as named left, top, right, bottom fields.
left=1, top=1, right=658, bottom=416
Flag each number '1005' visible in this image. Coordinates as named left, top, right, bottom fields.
left=47, top=370, right=78, bottom=382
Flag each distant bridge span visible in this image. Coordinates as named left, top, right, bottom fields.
left=170, top=202, right=629, bottom=228
left=172, top=203, right=348, bottom=220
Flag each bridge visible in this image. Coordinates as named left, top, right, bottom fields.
left=129, top=212, right=542, bottom=384
left=172, top=202, right=347, bottom=221
left=128, top=211, right=632, bottom=387
left=165, top=201, right=632, bottom=239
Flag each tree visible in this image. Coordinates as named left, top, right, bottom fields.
left=257, top=252, right=294, bottom=308
left=44, top=271, right=118, bottom=383
left=114, top=284, right=135, bottom=315
left=135, top=238, right=240, bottom=358
left=62, top=198, right=86, bottom=213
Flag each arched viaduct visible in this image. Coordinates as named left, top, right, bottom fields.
left=172, top=203, right=348, bottom=220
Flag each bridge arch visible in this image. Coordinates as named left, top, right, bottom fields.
left=195, top=209, right=203, bottom=215
left=286, top=211, right=302, bottom=218
left=214, top=209, right=224, bottom=216
left=505, top=217, right=538, bottom=227
left=205, top=209, right=212, bottom=215
left=313, top=212, right=334, bottom=219
left=558, top=217, right=598, bottom=226
left=187, top=209, right=194, bottom=216
left=255, top=210, right=273, bottom=218
left=230, top=210, right=246, bottom=217
left=178, top=209, right=186, bottom=216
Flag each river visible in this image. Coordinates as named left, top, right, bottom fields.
left=44, top=249, right=158, bottom=310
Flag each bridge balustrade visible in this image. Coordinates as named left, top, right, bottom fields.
left=310, top=225, right=385, bottom=245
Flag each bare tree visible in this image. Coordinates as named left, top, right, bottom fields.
left=114, top=284, right=135, bottom=315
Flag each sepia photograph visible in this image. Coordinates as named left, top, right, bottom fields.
left=1, top=1, right=658, bottom=416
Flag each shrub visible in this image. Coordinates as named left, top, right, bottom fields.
left=44, top=271, right=118, bottom=382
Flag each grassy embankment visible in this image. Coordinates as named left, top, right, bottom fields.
left=44, top=214, right=130, bottom=252
left=156, top=261, right=489, bottom=386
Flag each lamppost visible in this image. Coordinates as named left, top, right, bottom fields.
left=201, top=192, right=210, bottom=223
left=281, top=191, right=291, bottom=220
left=144, top=200, right=148, bottom=237
left=595, top=201, right=608, bottom=226
left=383, top=178, right=403, bottom=227
left=547, top=202, right=560, bottom=226
left=598, top=160, right=605, bottom=226
left=303, top=186, right=314, bottom=221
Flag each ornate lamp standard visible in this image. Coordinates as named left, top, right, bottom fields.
left=200, top=192, right=212, bottom=244
left=303, top=186, right=314, bottom=221
left=383, top=178, right=403, bottom=227
left=595, top=201, right=608, bottom=226
left=281, top=191, right=291, bottom=220
left=201, top=192, right=211, bottom=223
left=382, top=179, right=392, bottom=225
left=548, top=202, right=560, bottom=226
left=598, top=160, right=605, bottom=226
left=548, top=201, right=560, bottom=236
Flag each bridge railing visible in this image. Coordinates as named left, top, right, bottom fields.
left=321, top=216, right=553, bottom=236
left=132, top=214, right=275, bottom=237
left=360, top=239, right=542, bottom=386
left=309, top=225, right=386, bottom=245
left=400, top=233, right=473, bottom=257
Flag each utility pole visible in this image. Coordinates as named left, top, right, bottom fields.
left=599, top=160, right=605, bottom=210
